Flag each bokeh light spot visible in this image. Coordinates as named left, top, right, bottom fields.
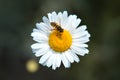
left=26, top=59, right=39, bottom=73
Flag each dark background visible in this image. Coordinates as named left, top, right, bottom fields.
left=0, top=0, right=120, bottom=80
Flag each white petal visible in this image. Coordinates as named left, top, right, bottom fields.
left=73, top=31, right=89, bottom=39
left=61, top=53, right=70, bottom=68
left=32, top=48, right=39, bottom=53
left=35, top=46, right=50, bottom=57
left=47, top=13, right=52, bottom=22
left=69, top=15, right=80, bottom=29
left=79, top=32, right=90, bottom=38
left=31, top=32, right=48, bottom=42
left=71, top=46, right=89, bottom=56
left=58, top=12, right=62, bottom=16
left=39, top=50, right=52, bottom=64
left=32, top=28, right=49, bottom=38
left=46, top=53, right=54, bottom=67
left=58, top=12, right=62, bottom=24
left=63, top=15, right=73, bottom=30
left=36, top=23, right=50, bottom=34
left=75, top=25, right=87, bottom=33
left=31, top=32, right=48, bottom=39
left=31, top=43, right=48, bottom=49
left=69, top=24, right=76, bottom=34
left=63, top=11, right=68, bottom=18
left=63, top=15, right=80, bottom=34
left=70, top=51, right=80, bottom=62
left=33, top=38, right=47, bottom=43
left=33, top=28, right=39, bottom=32
left=42, top=16, right=49, bottom=24
left=72, top=43, right=88, bottom=47
left=56, top=53, right=62, bottom=67
left=35, top=48, right=50, bottom=57
left=62, top=11, right=68, bottom=23
left=42, top=16, right=51, bottom=28
left=48, top=11, right=57, bottom=22
left=80, top=47, right=89, bottom=54
left=73, top=18, right=81, bottom=28
left=64, top=50, right=74, bottom=63
left=51, top=11, right=58, bottom=23
left=52, top=54, right=57, bottom=70
left=60, top=12, right=68, bottom=28
left=73, top=37, right=90, bottom=44
left=31, top=43, right=41, bottom=49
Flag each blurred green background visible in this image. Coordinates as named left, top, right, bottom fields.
left=0, top=0, right=120, bottom=80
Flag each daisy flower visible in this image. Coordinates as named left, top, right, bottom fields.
left=31, top=11, right=90, bottom=70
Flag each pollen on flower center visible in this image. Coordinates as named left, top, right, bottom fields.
left=49, top=30, right=72, bottom=52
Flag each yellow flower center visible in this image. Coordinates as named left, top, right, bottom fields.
left=49, top=30, right=72, bottom=52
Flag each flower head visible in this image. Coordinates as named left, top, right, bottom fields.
left=31, top=11, right=90, bottom=70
